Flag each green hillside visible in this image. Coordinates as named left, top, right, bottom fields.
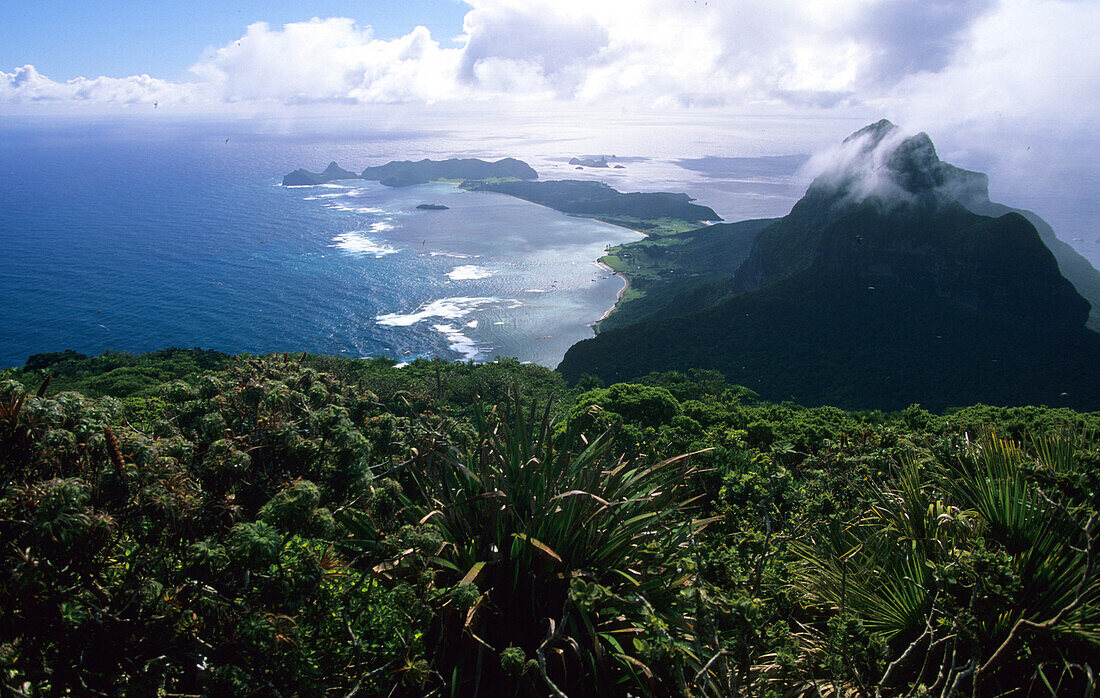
left=597, top=218, right=772, bottom=331
left=460, top=179, right=721, bottom=225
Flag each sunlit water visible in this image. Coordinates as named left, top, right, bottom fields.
left=1, top=114, right=1095, bottom=369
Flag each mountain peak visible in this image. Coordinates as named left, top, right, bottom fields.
left=810, top=122, right=989, bottom=207
left=321, top=161, right=356, bottom=178
left=842, top=118, right=898, bottom=147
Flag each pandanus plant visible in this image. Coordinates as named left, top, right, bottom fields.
left=792, top=432, right=1100, bottom=697
left=338, top=390, right=718, bottom=697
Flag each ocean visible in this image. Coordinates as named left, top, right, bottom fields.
left=0, top=122, right=642, bottom=368
left=1, top=113, right=1095, bottom=369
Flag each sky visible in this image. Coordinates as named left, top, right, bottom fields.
left=3, top=0, right=1096, bottom=119
left=1, top=1, right=470, bottom=81
left=2, top=0, right=1098, bottom=242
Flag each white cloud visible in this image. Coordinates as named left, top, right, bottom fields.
left=459, top=2, right=609, bottom=96
left=1, top=64, right=193, bottom=104
left=882, top=0, right=1100, bottom=129
left=801, top=120, right=918, bottom=204
left=1, top=0, right=1095, bottom=131
left=189, top=18, right=462, bottom=104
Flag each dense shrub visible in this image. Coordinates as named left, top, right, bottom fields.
left=1, top=350, right=1097, bottom=695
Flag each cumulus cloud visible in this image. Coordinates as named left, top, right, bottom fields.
left=1, top=0, right=1094, bottom=127
left=520, top=0, right=996, bottom=107
left=459, top=2, right=609, bottom=96
left=882, top=0, right=1100, bottom=128
left=855, top=0, right=995, bottom=86
left=1, top=64, right=193, bottom=104
left=189, top=18, right=462, bottom=104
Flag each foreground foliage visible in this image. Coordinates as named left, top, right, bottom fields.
left=1, top=351, right=1098, bottom=695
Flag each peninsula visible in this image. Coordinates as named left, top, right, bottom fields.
left=460, top=179, right=720, bottom=227
left=360, top=157, right=538, bottom=187
left=283, top=157, right=721, bottom=228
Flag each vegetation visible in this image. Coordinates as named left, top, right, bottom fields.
left=2, top=350, right=1098, bottom=696
left=561, top=189, right=1100, bottom=412
left=560, top=257, right=1100, bottom=411
left=361, top=158, right=538, bottom=187
left=10, top=347, right=232, bottom=398
left=597, top=218, right=772, bottom=331
left=281, top=161, right=358, bottom=186
left=460, top=179, right=720, bottom=225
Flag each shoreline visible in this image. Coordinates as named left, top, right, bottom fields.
left=298, top=178, right=654, bottom=342
left=596, top=260, right=630, bottom=325
left=458, top=184, right=653, bottom=332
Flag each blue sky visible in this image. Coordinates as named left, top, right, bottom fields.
left=2, top=0, right=468, bottom=80
left=2, top=0, right=1096, bottom=141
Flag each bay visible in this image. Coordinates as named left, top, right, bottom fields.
left=0, top=120, right=640, bottom=368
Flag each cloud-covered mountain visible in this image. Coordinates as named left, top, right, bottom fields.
left=734, top=120, right=1100, bottom=328
left=558, top=122, right=1100, bottom=411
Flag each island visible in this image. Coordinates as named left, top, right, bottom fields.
left=283, top=157, right=721, bottom=232
left=283, top=158, right=539, bottom=188
left=10, top=126, right=1100, bottom=698
left=569, top=156, right=609, bottom=168
left=281, top=161, right=358, bottom=186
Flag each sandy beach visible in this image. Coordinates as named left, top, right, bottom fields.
left=596, top=260, right=629, bottom=324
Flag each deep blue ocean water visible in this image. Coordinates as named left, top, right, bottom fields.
left=0, top=120, right=645, bottom=368
left=2, top=115, right=1095, bottom=370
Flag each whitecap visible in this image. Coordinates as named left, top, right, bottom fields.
left=376, top=297, right=503, bottom=327
left=433, top=323, right=481, bottom=360
left=377, top=297, right=526, bottom=361
left=523, top=288, right=548, bottom=293
left=329, top=232, right=399, bottom=257
left=305, top=189, right=365, bottom=200
left=446, top=265, right=492, bottom=280
left=326, top=202, right=384, bottom=214
left=430, top=251, right=473, bottom=258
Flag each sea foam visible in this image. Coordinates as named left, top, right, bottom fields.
left=326, top=202, right=384, bottom=214
left=304, top=189, right=365, bottom=200
left=376, top=297, right=507, bottom=327
left=329, top=232, right=399, bottom=257
left=433, top=323, right=480, bottom=360
left=446, top=265, right=492, bottom=280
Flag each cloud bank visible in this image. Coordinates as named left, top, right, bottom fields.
left=2, top=0, right=1096, bottom=134
left=1, top=64, right=190, bottom=104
